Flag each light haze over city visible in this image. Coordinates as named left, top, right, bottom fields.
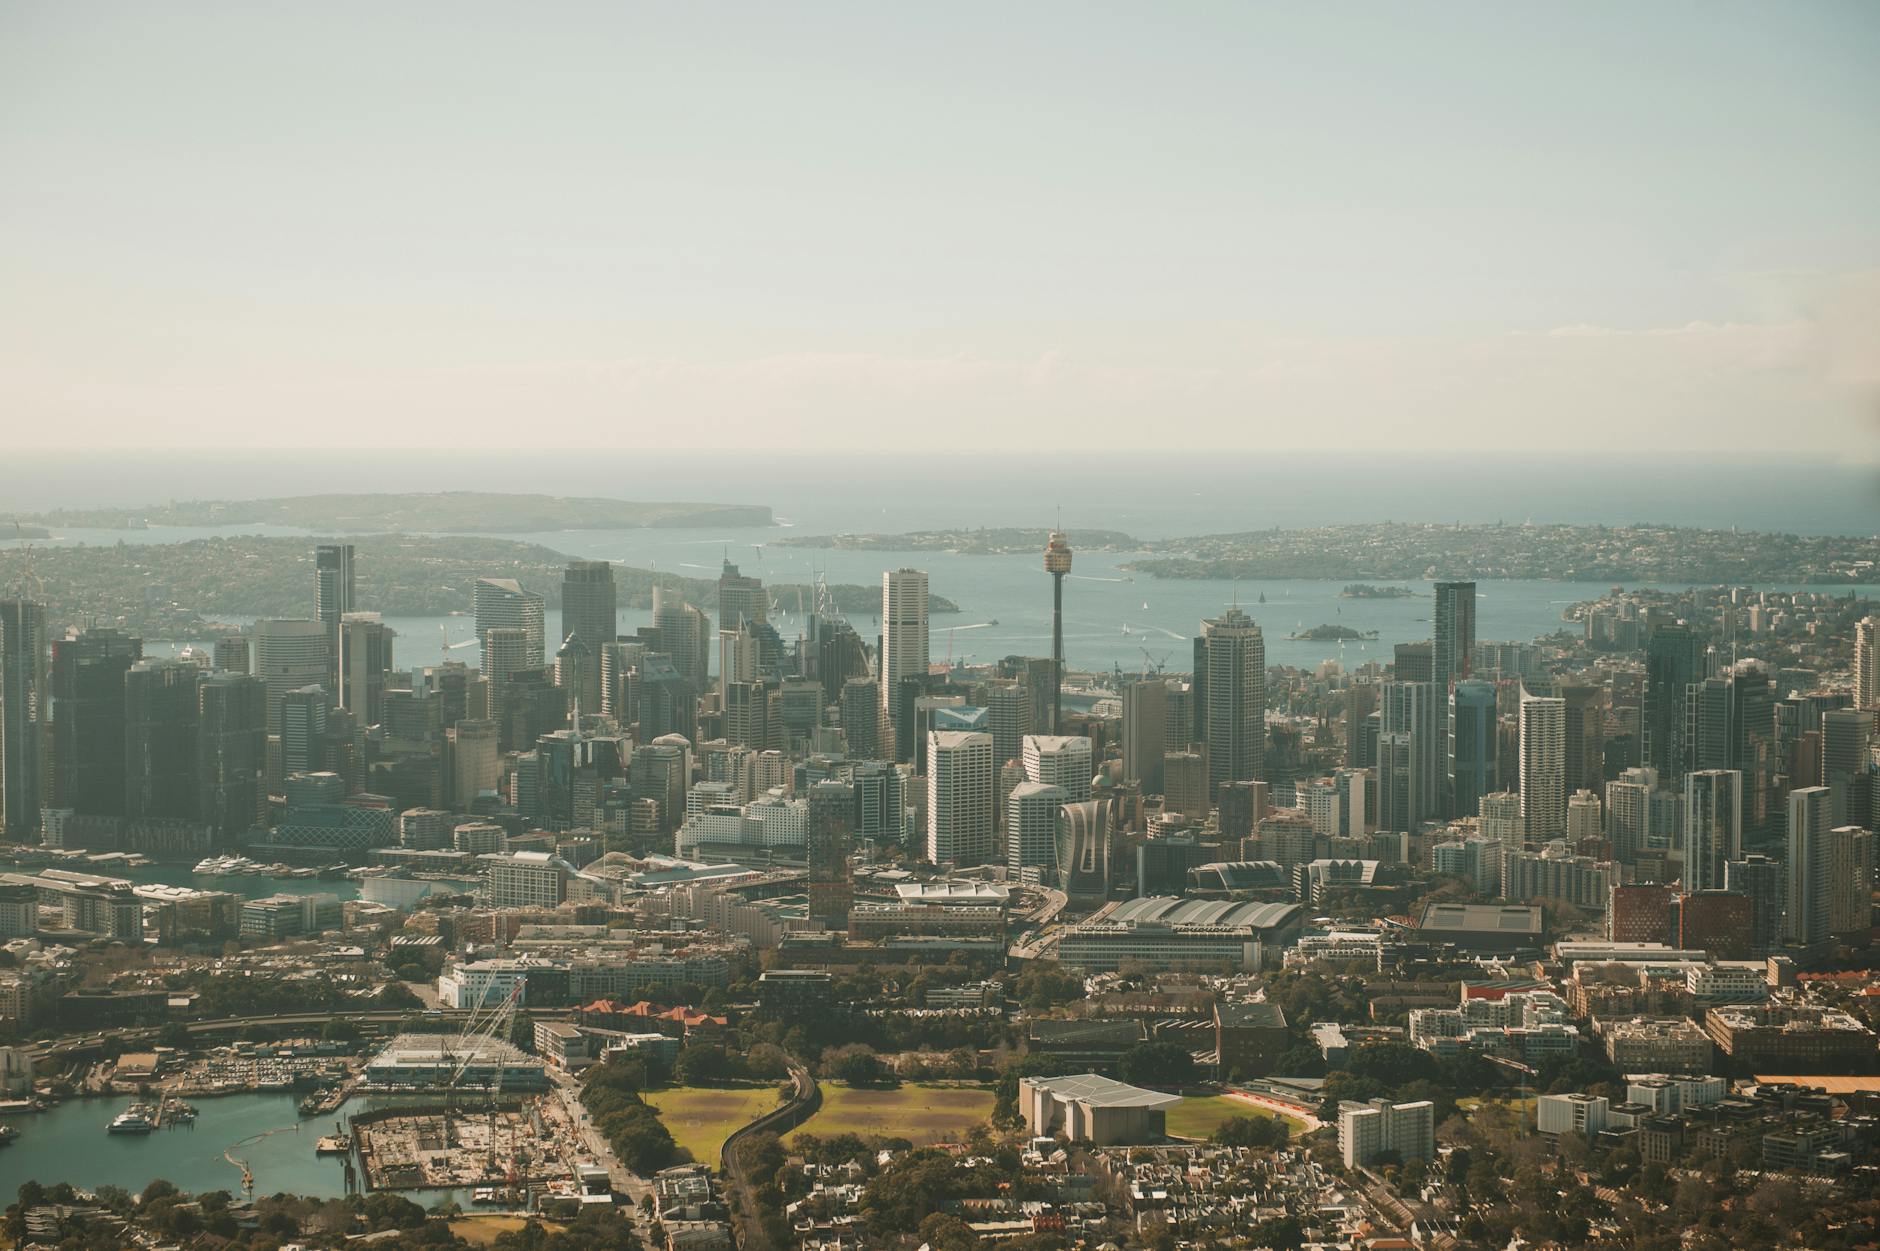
left=3, top=2, right=1878, bottom=457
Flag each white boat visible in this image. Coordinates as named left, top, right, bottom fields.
left=192, top=855, right=265, bottom=876
left=108, top=1105, right=155, bottom=1134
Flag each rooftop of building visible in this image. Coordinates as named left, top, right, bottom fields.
left=1215, top=1001, right=1288, bottom=1030
left=894, top=881, right=1011, bottom=903
left=1024, top=1072, right=1184, bottom=1110
left=1418, top=902, right=1544, bottom=934
left=1097, top=897, right=1302, bottom=931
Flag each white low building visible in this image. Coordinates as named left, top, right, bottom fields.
left=1020, top=1073, right=1182, bottom=1145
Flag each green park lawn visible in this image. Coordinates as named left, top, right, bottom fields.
left=788, top=1082, right=996, bottom=1147
left=1164, top=1094, right=1305, bottom=1140
left=644, top=1084, right=784, bottom=1166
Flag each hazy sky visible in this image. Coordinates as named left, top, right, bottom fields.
left=3, top=3, right=1877, bottom=455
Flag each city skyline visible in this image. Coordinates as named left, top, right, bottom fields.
left=2, top=5, right=1879, bottom=1240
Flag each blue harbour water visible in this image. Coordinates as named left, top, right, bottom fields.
left=0, top=1094, right=354, bottom=1201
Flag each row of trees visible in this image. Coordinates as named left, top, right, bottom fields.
left=579, top=1056, right=685, bottom=1174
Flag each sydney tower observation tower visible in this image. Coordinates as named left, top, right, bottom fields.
left=1044, top=529, right=1073, bottom=735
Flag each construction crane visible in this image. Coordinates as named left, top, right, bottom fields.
left=1139, top=647, right=1171, bottom=676
left=446, top=983, right=524, bottom=1185
left=439, top=624, right=478, bottom=658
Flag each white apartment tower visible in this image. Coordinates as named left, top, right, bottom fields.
left=1519, top=690, right=1567, bottom=841
left=1022, top=734, right=1093, bottom=804
left=1007, top=780, right=1068, bottom=883
left=1855, top=615, right=1878, bottom=710
left=927, top=729, right=994, bottom=868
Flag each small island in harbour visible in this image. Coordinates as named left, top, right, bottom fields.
left=1289, top=623, right=1379, bottom=641
left=1339, top=583, right=1417, bottom=599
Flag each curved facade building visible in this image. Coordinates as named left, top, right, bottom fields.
left=1055, top=797, right=1113, bottom=909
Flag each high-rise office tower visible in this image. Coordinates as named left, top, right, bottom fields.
left=650, top=586, right=711, bottom=693
left=1393, top=642, right=1434, bottom=684
left=196, top=673, right=266, bottom=841
left=1380, top=680, right=1440, bottom=830
left=599, top=640, right=644, bottom=723
left=560, top=560, right=618, bottom=650
left=1007, top=780, right=1067, bottom=883
left=1432, top=581, right=1476, bottom=694
left=1725, top=853, right=1785, bottom=955
left=554, top=632, right=594, bottom=721
left=446, top=719, right=501, bottom=810
left=881, top=569, right=930, bottom=751
left=1519, top=689, right=1566, bottom=841
left=839, top=677, right=882, bottom=759
left=1785, top=785, right=1831, bottom=948
left=1217, top=779, right=1269, bottom=843
left=314, top=543, right=354, bottom=692
left=50, top=627, right=142, bottom=817
left=1345, top=679, right=1379, bottom=769
left=812, top=615, right=868, bottom=703
left=1193, top=606, right=1265, bottom=800
left=926, top=729, right=993, bottom=867
left=560, top=560, right=616, bottom=714
left=1821, top=706, right=1874, bottom=829
left=479, top=626, right=530, bottom=750
left=125, top=658, right=200, bottom=820
left=1606, top=767, right=1657, bottom=865
left=1556, top=682, right=1605, bottom=797
left=314, top=544, right=355, bottom=627
left=253, top=619, right=329, bottom=733
left=1123, top=678, right=1168, bottom=794
left=1023, top=734, right=1092, bottom=805
left=1643, top=624, right=1702, bottom=778
left=279, top=684, right=329, bottom=779
left=1855, top=615, right=1878, bottom=709
left=1681, top=769, right=1741, bottom=892
left=474, top=577, right=546, bottom=670
left=1828, top=825, right=1876, bottom=936
left=806, top=779, right=855, bottom=925
left=1688, top=660, right=1777, bottom=833
left=1022, top=657, right=1056, bottom=747
left=337, top=612, right=392, bottom=726
left=1043, top=530, right=1072, bottom=734
left=212, top=635, right=249, bottom=676
left=982, top=679, right=1031, bottom=765
left=724, top=678, right=776, bottom=752
left=716, top=561, right=767, bottom=629
left=0, top=599, right=47, bottom=839
left=1448, top=679, right=1497, bottom=819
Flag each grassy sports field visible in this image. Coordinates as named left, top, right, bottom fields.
left=644, top=1084, right=785, bottom=1165
left=1164, top=1094, right=1304, bottom=1140
left=787, top=1082, right=995, bottom=1147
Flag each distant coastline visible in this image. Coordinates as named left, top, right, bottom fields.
left=769, top=520, right=1879, bottom=584
left=0, top=533, right=957, bottom=641
left=18, top=492, right=774, bottom=534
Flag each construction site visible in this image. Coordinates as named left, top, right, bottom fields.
left=352, top=1103, right=569, bottom=1193
left=346, top=985, right=611, bottom=1206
